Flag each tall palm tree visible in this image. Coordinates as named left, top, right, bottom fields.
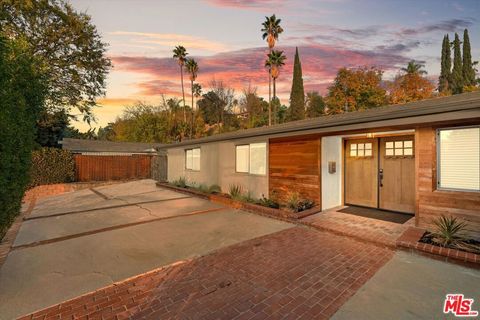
left=402, top=60, right=427, bottom=75
left=261, top=14, right=283, bottom=126
left=192, top=83, right=202, bottom=136
left=185, top=58, right=199, bottom=138
left=265, top=50, right=286, bottom=125
left=173, top=45, right=188, bottom=122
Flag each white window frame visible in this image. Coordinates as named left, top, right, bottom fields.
left=185, top=147, right=201, bottom=171
left=437, top=125, right=480, bottom=192
left=235, top=142, right=267, bottom=175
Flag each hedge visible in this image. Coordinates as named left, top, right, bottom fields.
left=0, top=37, right=45, bottom=239
left=29, top=148, right=75, bottom=188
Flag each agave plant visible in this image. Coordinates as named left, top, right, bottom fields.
left=431, top=215, right=467, bottom=247
left=229, top=184, right=243, bottom=199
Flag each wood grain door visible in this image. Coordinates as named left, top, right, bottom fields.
left=379, top=136, right=415, bottom=214
left=344, top=139, right=378, bottom=208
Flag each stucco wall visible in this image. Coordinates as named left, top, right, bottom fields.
left=321, top=136, right=343, bottom=210
left=167, top=138, right=268, bottom=198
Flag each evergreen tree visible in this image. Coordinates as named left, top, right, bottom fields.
left=462, top=29, right=476, bottom=87
left=288, top=47, right=305, bottom=121
left=451, top=33, right=463, bottom=94
left=439, top=35, right=452, bottom=92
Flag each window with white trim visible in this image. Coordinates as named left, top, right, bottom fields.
left=235, top=143, right=267, bottom=175
left=438, top=126, right=480, bottom=191
left=185, top=148, right=200, bottom=171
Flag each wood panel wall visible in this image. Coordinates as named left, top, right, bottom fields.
left=269, top=136, right=321, bottom=205
left=74, top=155, right=152, bottom=182
left=416, top=126, right=480, bottom=239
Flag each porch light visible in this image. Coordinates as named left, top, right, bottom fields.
left=366, top=133, right=375, bottom=138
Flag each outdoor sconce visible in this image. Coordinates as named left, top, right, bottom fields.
left=328, top=161, right=336, bottom=174
left=366, top=132, right=375, bottom=138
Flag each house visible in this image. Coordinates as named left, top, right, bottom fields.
left=160, top=92, right=480, bottom=238
left=60, top=138, right=166, bottom=181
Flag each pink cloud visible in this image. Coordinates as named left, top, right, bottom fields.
left=111, top=43, right=410, bottom=101
left=204, top=0, right=285, bottom=10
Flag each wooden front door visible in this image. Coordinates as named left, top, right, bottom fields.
left=379, top=136, right=415, bottom=213
left=344, top=139, right=378, bottom=208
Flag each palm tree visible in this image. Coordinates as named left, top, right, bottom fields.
left=173, top=45, right=188, bottom=122
left=185, top=58, right=199, bottom=138
left=261, top=14, right=283, bottom=126
left=191, top=83, right=202, bottom=136
left=265, top=50, right=286, bottom=125
left=401, top=60, right=427, bottom=75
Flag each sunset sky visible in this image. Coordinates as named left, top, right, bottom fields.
left=70, top=0, right=480, bottom=131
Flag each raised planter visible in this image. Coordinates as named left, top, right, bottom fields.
left=156, top=182, right=321, bottom=220
left=396, top=227, right=480, bottom=266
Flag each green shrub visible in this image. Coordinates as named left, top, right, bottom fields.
left=240, top=191, right=256, bottom=203
left=256, top=195, right=280, bottom=209
left=196, top=183, right=209, bottom=193
left=172, top=176, right=187, bottom=188
left=229, top=184, right=243, bottom=199
left=286, top=192, right=315, bottom=212
left=28, top=148, right=75, bottom=188
left=0, top=37, right=46, bottom=239
left=208, top=184, right=221, bottom=194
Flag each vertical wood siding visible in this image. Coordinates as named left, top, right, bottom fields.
left=74, top=155, right=152, bottom=181
left=416, top=126, right=480, bottom=238
left=269, top=136, right=321, bottom=205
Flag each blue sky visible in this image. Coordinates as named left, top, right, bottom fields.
left=69, top=0, right=480, bottom=130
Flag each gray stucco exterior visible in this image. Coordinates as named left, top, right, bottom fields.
left=167, top=137, right=269, bottom=198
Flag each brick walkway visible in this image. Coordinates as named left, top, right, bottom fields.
left=19, top=227, right=393, bottom=320
left=303, top=209, right=414, bottom=248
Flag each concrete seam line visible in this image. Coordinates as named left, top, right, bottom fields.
left=89, top=188, right=111, bottom=200
left=24, top=196, right=193, bottom=221
left=11, top=207, right=227, bottom=251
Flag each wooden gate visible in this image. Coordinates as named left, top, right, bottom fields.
left=74, top=154, right=152, bottom=181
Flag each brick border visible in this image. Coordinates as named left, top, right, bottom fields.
left=396, top=227, right=480, bottom=267
left=156, top=182, right=321, bottom=220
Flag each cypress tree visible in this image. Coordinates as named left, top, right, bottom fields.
left=462, top=29, right=476, bottom=87
left=438, top=35, right=452, bottom=92
left=451, top=33, right=463, bottom=94
left=288, top=47, right=305, bottom=121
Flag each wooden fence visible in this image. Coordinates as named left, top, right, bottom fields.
left=74, top=154, right=152, bottom=182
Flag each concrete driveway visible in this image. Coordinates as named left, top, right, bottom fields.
left=0, top=180, right=292, bottom=319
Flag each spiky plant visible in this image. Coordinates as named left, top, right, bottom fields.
left=431, top=215, right=467, bottom=247
left=229, top=184, right=243, bottom=199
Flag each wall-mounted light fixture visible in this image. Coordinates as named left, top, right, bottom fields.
left=366, top=133, right=375, bottom=138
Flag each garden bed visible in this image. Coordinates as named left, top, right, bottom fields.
left=156, top=182, right=321, bottom=220
left=396, top=227, right=480, bottom=265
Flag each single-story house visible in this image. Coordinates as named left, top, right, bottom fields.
left=160, top=92, right=480, bottom=237
left=60, top=138, right=166, bottom=181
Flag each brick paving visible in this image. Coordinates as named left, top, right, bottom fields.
left=19, top=227, right=393, bottom=320
left=303, top=208, right=414, bottom=248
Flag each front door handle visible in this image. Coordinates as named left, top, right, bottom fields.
left=379, top=169, right=384, bottom=187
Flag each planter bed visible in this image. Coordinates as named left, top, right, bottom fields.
left=156, top=182, right=321, bottom=220
left=396, top=227, right=480, bottom=266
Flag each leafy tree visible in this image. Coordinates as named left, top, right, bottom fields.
left=462, top=29, right=477, bottom=88
left=1, top=0, right=111, bottom=122
left=306, top=92, right=325, bottom=118
left=239, top=86, right=268, bottom=128
left=289, top=47, right=305, bottom=121
left=0, top=36, right=46, bottom=237
left=326, top=67, right=386, bottom=114
left=210, top=79, right=237, bottom=131
left=198, top=91, right=225, bottom=127
left=35, top=109, right=69, bottom=147
left=451, top=33, right=463, bottom=94
left=97, top=123, right=115, bottom=141
left=439, top=34, right=452, bottom=93
left=265, top=50, right=286, bottom=124
left=172, top=45, right=188, bottom=121
left=63, top=126, right=97, bottom=140
left=389, top=74, right=434, bottom=105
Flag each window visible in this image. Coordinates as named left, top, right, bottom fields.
left=236, top=145, right=249, bottom=173
left=185, top=148, right=200, bottom=170
left=235, top=142, right=267, bottom=175
left=438, top=127, right=479, bottom=191
left=385, top=140, right=414, bottom=157
left=350, top=143, right=372, bottom=157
